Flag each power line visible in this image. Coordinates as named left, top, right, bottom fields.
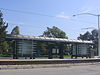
left=81, top=27, right=96, bottom=30
left=0, top=8, right=97, bottom=25
left=0, top=8, right=56, bottom=17
left=70, top=18, right=96, bottom=25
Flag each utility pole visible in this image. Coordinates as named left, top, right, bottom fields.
left=73, top=13, right=100, bottom=57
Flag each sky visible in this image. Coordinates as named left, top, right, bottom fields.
left=0, top=0, right=100, bottom=39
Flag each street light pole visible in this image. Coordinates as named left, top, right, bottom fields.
left=97, top=15, right=100, bottom=57
left=73, top=13, right=100, bottom=57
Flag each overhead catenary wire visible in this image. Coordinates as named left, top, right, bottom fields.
left=0, top=8, right=97, bottom=25
left=0, top=8, right=56, bottom=18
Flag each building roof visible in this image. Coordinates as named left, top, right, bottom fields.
left=6, top=34, right=93, bottom=44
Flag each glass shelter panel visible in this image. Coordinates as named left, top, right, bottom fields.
left=72, top=44, right=88, bottom=56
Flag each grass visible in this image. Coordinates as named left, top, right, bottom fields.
left=0, top=54, right=12, bottom=59
left=36, top=55, right=48, bottom=58
left=37, top=55, right=71, bottom=58
left=64, top=55, right=71, bottom=58
left=0, top=56, right=12, bottom=59
left=0, top=55, right=71, bottom=59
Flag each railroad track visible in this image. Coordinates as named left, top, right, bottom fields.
left=0, top=58, right=100, bottom=65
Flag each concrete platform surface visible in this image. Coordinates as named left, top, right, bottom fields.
left=0, top=63, right=100, bottom=75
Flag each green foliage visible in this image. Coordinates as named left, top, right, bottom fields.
left=42, top=26, right=68, bottom=38
left=78, top=29, right=98, bottom=42
left=78, top=29, right=98, bottom=55
left=11, top=26, right=20, bottom=35
left=38, top=26, right=68, bottom=55
left=0, top=10, right=9, bottom=55
left=37, top=42, right=48, bottom=55
left=1, top=41, right=9, bottom=51
left=78, top=31, right=92, bottom=41
left=0, top=41, right=9, bottom=54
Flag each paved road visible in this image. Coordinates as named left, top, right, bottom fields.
left=0, top=64, right=100, bottom=75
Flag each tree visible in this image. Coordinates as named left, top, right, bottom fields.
left=91, top=29, right=98, bottom=55
left=0, top=10, right=9, bottom=55
left=42, top=26, right=68, bottom=38
left=91, top=29, right=98, bottom=41
left=1, top=41, right=9, bottom=55
left=37, top=26, right=68, bottom=55
left=11, top=26, right=20, bottom=35
left=78, top=31, right=92, bottom=41
left=77, top=29, right=98, bottom=55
